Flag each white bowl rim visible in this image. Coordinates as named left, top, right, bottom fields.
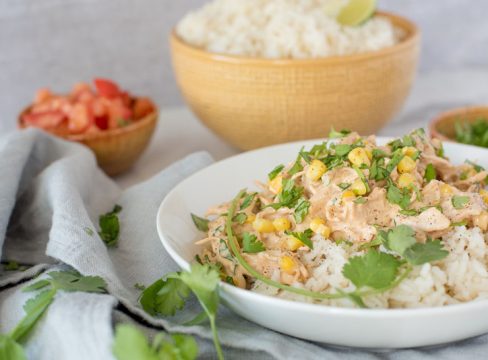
left=157, top=136, right=488, bottom=318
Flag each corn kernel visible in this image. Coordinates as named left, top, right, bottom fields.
left=480, top=189, right=488, bottom=205
left=306, top=159, right=327, bottom=181
left=316, top=224, right=331, bottom=238
left=269, top=175, right=283, bottom=194
left=351, top=179, right=367, bottom=195
left=397, top=156, right=416, bottom=174
left=342, top=190, right=356, bottom=200
left=280, top=256, right=296, bottom=274
left=252, top=218, right=275, bottom=233
left=347, top=148, right=371, bottom=167
left=286, top=236, right=303, bottom=251
left=474, top=211, right=488, bottom=231
left=402, top=147, right=418, bottom=158
left=246, top=214, right=256, bottom=224
left=440, top=183, right=454, bottom=195
left=397, top=173, right=416, bottom=189
left=365, top=148, right=373, bottom=160
left=310, top=217, right=326, bottom=233
left=273, top=217, right=291, bottom=231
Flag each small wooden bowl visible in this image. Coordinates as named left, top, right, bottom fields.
left=18, top=101, right=158, bottom=176
left=429, top=106, right=488, bottom=142
left=171, top=11, right=420, bottom=150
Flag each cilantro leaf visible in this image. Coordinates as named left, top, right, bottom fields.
left=424, top=163, right=437, bottom=182
left=99, top=204, right=122, bottom=247
left=338, top=182, right=351, bottom=190
left=386, top=182, right=411, bottom=209
left=47, top=271, right=107, bottom=293
left=354, top=197, right=367, bottom=204
left=386, top=151, right=404, bottom=173
left=334, top=144, right=352, bottom=157
left=451, top=220, right=468, bottom=227
left=0, top=335, right=26, bottom=360
left=268, top=178, right=303, bottom=209
left=293, top=198, right=310, bottom=223
left=329, top=128, right=351, bottom=139
left=403, top=239, right=449, bottom=265
left=242, top=232, right=265, bottom=253
left=399, top=209, right=419, bottom=216
left=139, top=276, right=191, bottom=316
left=342, top=250, right=402, bottom=290
left=191, top=213, right=209, bottom=232
left=232, top=212, right=247, bottom=224
left=285, top=229, right=314, bottom=249
left=240, top=192, right=256, bottom=210
left=178, top=264, right=223, bottom=359
left=452, top=195, right=470, bottom=209
left=385, top=225, right=416, bottom=255
left=9, top=289, right=56, bottom=342
left=288, top=153, right=304, bottom=176
left=112, top=324, right=198, bottom=360
left=268, top=165, right=284, bottom=180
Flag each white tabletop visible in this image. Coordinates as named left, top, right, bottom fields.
left=115, top=68, right=488, bottom=189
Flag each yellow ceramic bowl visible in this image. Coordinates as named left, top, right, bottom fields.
left=19, top=100, right=158, bottom=176
left=170, top=11, right=420, bottom=150
left=430, top=106, right=488, bottom=143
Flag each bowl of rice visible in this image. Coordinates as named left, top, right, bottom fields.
left=171, top=0, right=420, bottom=150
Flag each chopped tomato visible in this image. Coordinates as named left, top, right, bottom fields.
left=94, top=78, right=120, bottom=98
left=71, top=82, right=92, bottom=99
left=68, top=103, right=93, bottom=134
left=34, top=88, right=53, bottom=104
left=119, top=91, right=132, bottom=107
left=22, top=110, right=66, bottom=129
left=95, top=116, right=109, bottom=130
left=107, top=99, right=132, bottom=129
left=133, top=97, right=155, bottom=119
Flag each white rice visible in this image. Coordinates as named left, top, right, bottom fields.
left=252, top=227, right=488, bottom=308
left=176, top=0, right=401, bottom=59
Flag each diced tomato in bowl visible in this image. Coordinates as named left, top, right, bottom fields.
left=18, top=78, right=158, bottom=176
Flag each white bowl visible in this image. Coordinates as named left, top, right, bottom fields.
left=157, top=137, right=488, bottom=349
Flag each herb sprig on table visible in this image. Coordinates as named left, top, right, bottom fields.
left=99, top=204, right=123, bottom=247
left=139, top=263, right=224, bottom=360
left=0, top=270, right=107, bottom=360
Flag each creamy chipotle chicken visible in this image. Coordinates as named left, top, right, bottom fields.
left=192, top=129, right=488, bottom=308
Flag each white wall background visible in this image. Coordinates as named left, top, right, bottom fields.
left=1, top=0, right=487, bottom=133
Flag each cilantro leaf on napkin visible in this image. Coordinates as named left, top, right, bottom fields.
left=99, top=204, right=122, bottom=246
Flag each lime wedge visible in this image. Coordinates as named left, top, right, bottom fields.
left=337, top=0, right=377, bottom=26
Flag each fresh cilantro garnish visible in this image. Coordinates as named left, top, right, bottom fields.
left=424, top=163, right=437, bottom=182
left=99, top=204, right=122, bottom=247
left=465, top=160, right=484, bottom=173
left=452, top=195, right=470, bottom=209
left=191, top=213, right=209, bottom=232
left=354, top=197, right=367, bottom=204
left=224, top=276, right=235, bottom=285
left=403, top=240, right=449, bottom=265
left=134, top=283, right=146, bottom=291
left=386, top=150, right=404, bottom=173
left=302, top=142, right=329, bottom=161
left=338, top=183, right=351, bottom=190
left=113, top=324, right=198, bottom=360
left=399, top=209, right=419, bottom=216
left=285, top=229, right=314, bottom=249
left=334, top=144, right=353, bottom=157
left=288, top=153, right=304, bottom=176
left=455, top=118, right=488, bottom=148
left=293, top=198, right=310, bottom=223
left=353, top=166, right=370, bottom=193
left=329, top=128, right=351, bottom=139
left=268, top=165, right=284, bottom=180
left=2, top=270, right=106, bottom=358
left=268, top=178, right=303, bottom=209
left=2, top=261, right=25, bottom=271
left=342, top=250, right=402, bottom=290
left=232, top=212, right=247, bottom=224
left=84, top=227, right=94, bottom=236
left=451, top=220, right=468, bottom=227
left=383, top=225, right=416, bottom=255
left=386, top=181, right=411, bottom=209
left=140, top=276, right=190, bottom=316
left=379, top=225, right=449, bottom=265
left=240, top=192, right=257, bottom=210
left=242, top=232, right=265, bottom=253
left=139, top=263, right=223, bottom=360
